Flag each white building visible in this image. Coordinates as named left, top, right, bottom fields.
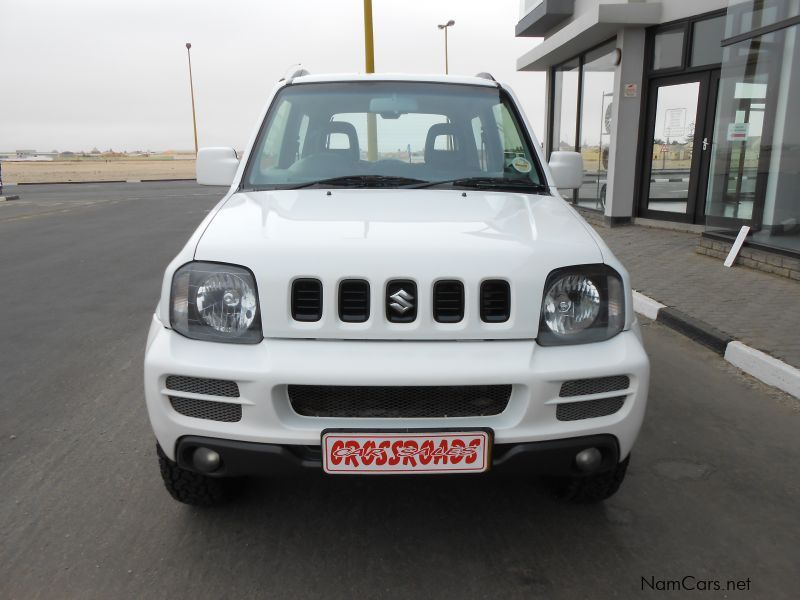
left=516, top=0, right=800, bottom=258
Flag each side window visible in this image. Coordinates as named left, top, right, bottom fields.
left=433, top=130, right=455, bottom=150
left=327, top=132, right=352, bottom=150
left=331, top=113, right=367, bottom=155
left=471, top=117, right=487, bottom=171
left=297, top=114, right=309, bottom=159
left=259, top=100, right=292, bottom=170
left=492, top=103, right=534, bottom=175
left=493, top=104, right=525, bottom=156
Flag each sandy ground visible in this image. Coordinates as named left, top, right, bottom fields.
left=1, top=160, right=196, bottom=183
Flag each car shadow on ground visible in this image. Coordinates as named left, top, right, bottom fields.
left=168, top=472, right=635, bottom=597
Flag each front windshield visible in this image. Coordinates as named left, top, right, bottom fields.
left=241, top=81, right=546, bottom=190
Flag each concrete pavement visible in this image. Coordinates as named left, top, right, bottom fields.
left=593, top=223, right=800, bottom=371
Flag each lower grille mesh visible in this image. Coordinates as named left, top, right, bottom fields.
left=288, top=385, right=512, bottom=418
left=166, top=375, right=240, bottom=398
left=170, top=396, right=242, bottom=422
left=559, top=375, right=630, bottom=397
left=556, top=396, right=625, bottom=421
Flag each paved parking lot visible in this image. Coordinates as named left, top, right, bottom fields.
left=1, top=183, right=798, bottom=599
left=595, top=223, right=800, bottom=369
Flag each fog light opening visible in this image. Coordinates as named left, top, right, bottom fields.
left=575, top=447, right=602, bottom=473
left=192, top=447, right=222, bottom=473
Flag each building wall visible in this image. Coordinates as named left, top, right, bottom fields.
left=605, top=27, right=646, bottom=218
left=523, top=0, right=729, bottom=38
left=658, top=0, right=728, bottom=23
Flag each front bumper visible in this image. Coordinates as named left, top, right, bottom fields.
left=144, top=315, right=649, bottom=465
left=175, top=434, right=621, bottom=477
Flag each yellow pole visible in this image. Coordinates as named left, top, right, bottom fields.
left=363, top=0, right=375, bottom=73
left=364, top=0, right=377, bottom=161
left=186, top=43, right=199, bottom=155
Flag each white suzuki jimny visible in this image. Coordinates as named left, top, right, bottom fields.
left=144, top=71, right=649, bottom=506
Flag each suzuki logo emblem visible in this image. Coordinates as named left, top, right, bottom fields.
left=389, top=289, right=415, bottom=314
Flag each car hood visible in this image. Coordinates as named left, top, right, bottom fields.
left=194, top=189, right=604, bottom=340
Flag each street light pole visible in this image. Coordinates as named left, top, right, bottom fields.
left=437, top=20, right=455, bottom=74
left=185, top=42, right=199, bottom=155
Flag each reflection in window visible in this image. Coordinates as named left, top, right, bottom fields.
left=706, top=24, right=800, bottom=254
left=552, top=59, right=579, bottom=152
left=551, top=58, right=580, bottom=200
left=652, top=29, right=684, bottom=70
left=259, top=100, right=292, bottom=170
left=579, top=41, right=617, bottom=210
left=691, top=15, right=726, bottom=67
left=646, top=82, right=700, bottom=215
left=726, top=0, right=800, bottom=37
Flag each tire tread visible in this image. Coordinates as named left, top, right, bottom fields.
left=157, top=444, right=241, bottom=507
left=555, top=455, right=630, bottom=503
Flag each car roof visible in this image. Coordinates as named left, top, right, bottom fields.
left=288, top=72, right=498, bottom=88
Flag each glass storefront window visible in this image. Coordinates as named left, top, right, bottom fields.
left=552, top=59, right=579, bottom=152
left=706, top=22, right=800, bottom=254
left=579, top=41, right=617, bottom=210
left=652, top=28, right=684, bottom=70
left=646, top=82, right=700, bottom=214
left=691, top=15, right=726, bottom=66
left=549, top=40, right=617, bottom=210
left=551, top=58, right=580, bottom=200
left=726, top=0, right=800, bottom=37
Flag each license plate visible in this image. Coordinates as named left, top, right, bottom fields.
left=322, top=430, right=492, bottom=474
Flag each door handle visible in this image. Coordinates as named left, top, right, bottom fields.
left=702, top=137, right=710, bottom=150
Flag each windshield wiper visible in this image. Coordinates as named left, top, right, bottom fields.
left=410, top=177, right=549, bottom=192
left=283, top=175, right=428, bottom=189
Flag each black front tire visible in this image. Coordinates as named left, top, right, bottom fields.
left=551, top=455, right=630, bottom=503
left=157, top=444, right=243, bottom=507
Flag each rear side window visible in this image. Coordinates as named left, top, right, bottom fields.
left=258, top=99, right=292, bottom=170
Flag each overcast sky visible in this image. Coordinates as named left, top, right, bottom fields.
left=0, top=0, right=544, bottom=152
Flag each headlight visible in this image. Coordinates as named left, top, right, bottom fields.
left=537, top=264, right=625, bottom=346
left=170, top=262, right=262, bottom=344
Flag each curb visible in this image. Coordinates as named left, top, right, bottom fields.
left=657, top=307, right=733, bottom=355
left=140, top=178, right=196, bottom=182
left=633, top=290, right=800, bottom=399
left=13, top=179, right=196, bottom=185
left=16, top=180, right=127, bottom=185
left=0, top=195, right=20, bottom=201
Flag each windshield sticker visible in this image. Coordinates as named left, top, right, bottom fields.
left=511, top=156, right=531, bottom=173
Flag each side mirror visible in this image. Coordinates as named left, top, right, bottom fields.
left=196, top=147, right=239, bottom=186
left=548, top=151, right=583, bottom=189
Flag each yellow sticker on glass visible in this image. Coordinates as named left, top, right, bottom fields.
left=511, top=156, right=532, bottom=173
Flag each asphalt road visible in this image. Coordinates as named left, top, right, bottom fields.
left=1, top=183, right=798, bottom=599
